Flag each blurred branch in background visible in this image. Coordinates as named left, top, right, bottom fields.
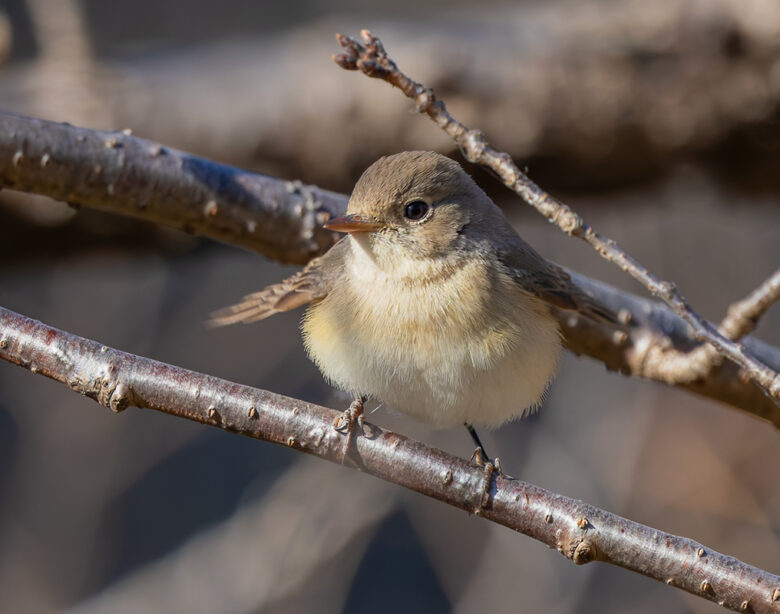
left=0, top=10, right=10, bottom=66
left=1, top=0, right=780, bottom=188
left=0, top=306, right=778, bottom=613
left=1, top=111, right=778, bottom=425
left=67, top=459, right=397, bottom=614
left=21, top=0, right=111, bottom=131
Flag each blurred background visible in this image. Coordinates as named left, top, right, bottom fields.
left=0, top=0, right=778, bottom=612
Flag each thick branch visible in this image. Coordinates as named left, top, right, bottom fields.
left=333, top=30, right=780, bottom=401
left=0, top=110, right=778, bottom=426
left=0, top=111, right=343, bottom=265
left=561, top=273, right=780, bottom=428
left=0, top=306, right=777, bottom=613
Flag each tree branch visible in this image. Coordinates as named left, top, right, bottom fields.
left=0, top=111, right=343, bottom=265
left=641, top=268, right=780, bottom=386
left=1, top=110, right=778, bottom=426
left=333, top=30, right=780, bottom=402
left=0, top=305, right=777, bottom=613
left=560, top=273, right=780, bottom=428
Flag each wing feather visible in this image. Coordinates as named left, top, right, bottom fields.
left=498, top=240, right=617, bottom=325
left=209, top=238, right=348, bottom=327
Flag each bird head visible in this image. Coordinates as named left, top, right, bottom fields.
left=325, top=151, right=508, bottom=261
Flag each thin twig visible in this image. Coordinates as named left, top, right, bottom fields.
left=0, top=305, right=778, bottom=613
left=332, top=29, right=780, bottom=402
left=641, top=268, right=780, bottom=385
left=1, top=111, right=778, bottom=425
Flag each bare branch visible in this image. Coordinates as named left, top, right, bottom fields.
left=0, top=110, right=778, bottom=425
left=4, top=1, right=780, bottom=186
left=333, top=30, right=780, bottom=402
left=0, top=111, right=343, bottom=265
left=562, top=273, right=780, bottom=428
left=0, top=305, right=778, bottom=613
left=641, top=268, right=780, bottom=386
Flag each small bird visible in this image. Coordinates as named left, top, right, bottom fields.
left=212, top=151, right=613, bottom=459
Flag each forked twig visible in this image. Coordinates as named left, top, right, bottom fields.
left=333, top=30, right=780, bottom=401
left=641, top=268, right=780, bottom=384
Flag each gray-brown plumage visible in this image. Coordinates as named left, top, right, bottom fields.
left=209, top=240, right=347, bottom=326
left=212, top=151, right=615, bottom=428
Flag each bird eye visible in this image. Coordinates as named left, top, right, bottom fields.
left=404, top=200, right=429, bottom=221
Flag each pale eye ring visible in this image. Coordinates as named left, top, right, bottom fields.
left=404, top=200, right=429, bottom=221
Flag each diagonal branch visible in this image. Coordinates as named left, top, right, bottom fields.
left=332, top=30, right=780, bottom=402
left=0, top=305, right=778, bottom=613
left=640, top=268, right=780, bottom=385
left=0, top=111, right=778, bottom=425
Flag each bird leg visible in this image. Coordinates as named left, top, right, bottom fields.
left=465, top=423, right=502, bottom=474
left=465, top=422, right=503, bottom=511
left=334, top=396, right=367, bottom=463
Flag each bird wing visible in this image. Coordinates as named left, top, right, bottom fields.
left=209, top=238, right=348, bottom=327
left=498, top=240, right=617, bottom=325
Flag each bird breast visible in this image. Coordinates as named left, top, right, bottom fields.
left=302, top=237, right=561, bottom=428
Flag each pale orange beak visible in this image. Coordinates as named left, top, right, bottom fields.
left=323, top=214, right=384, bottom=233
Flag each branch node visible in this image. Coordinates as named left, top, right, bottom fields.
left=617, top=308, right=633, bottom=325
left=657, top=280, right=678, bottom=299
left=332, top=53, right=357, bottom=70
left=108, top=381, right=132, bottom=413
left=573, top=540, right=596, bottom=564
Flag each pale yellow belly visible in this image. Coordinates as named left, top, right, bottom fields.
left=302, top=262, right=561, bottom=428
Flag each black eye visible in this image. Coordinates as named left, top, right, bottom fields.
left=404, top=200, right=429, bottom=221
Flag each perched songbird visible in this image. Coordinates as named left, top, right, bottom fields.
left=212, top=151, right=613, bottom=455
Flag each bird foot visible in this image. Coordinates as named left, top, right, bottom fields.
left=469, top=448, right=501, bottom=512
left=333, top=397, right=365, bottom=433
left=470, top=447, right=502, bottom=475
left=333, top=397, right=367, bottom=465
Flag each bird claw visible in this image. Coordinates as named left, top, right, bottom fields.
left=333, top=398, right=365, bottom=433
left=469, top=448, right=502, bottom=512
left=470, top=447, right=502, bottom=475
left=333, top=397, right=368, bottom=466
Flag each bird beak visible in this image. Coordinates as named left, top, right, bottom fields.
left=323, top=214, right=384, bottom=233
